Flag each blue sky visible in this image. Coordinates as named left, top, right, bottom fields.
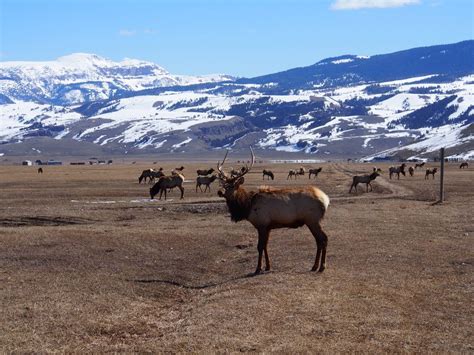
left=0, top=0, right=472, bottom=77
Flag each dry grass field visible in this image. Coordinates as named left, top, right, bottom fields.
left=0, top=159, right=473, bottom=352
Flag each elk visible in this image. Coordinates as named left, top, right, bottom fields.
left=408, top=166, right=414, bottom=177
left=287, top=167, right=305, bottom=180
left=425, top=168, right=438, bottom=179
left=349, top=171, right=380, bottom=193
left=150, top=173, right=185, bottom=200
left=175, top=166, right=185, bottom=171
left=197, top=168, right=215, bottom=176
left=139, top=168, right=164, bottom=184
left=37, top=167, right=43, bottom=174
left=196, top=175, right=218, bottom=193
left=262, top=169, right=274, bottom=180
left=415, top=162, right=425, bottom=169
left=460, top=162, right=469, bottom=169
left=389, top=164, right=406, bottom=180
left=308, top=167, right=322, bottom=179
left=217, top=148, right=330, bottom=275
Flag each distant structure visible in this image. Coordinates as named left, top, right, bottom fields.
left=22, top=160, right=32, bottom=166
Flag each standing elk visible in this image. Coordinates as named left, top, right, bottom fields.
left=197, top=168, right=215, bottom=176
left=217, top=148, right=330, bottom=275
left=37, top=167, right=43, bottom=174
left=460, top=162, right=469, bottom=169
left=287, top=167, right=305, bottom=180
left=415, top=162, right=425, bottom=169
left=408, top=166, right=415, bottom=177
left=150, top=173, right=185, bottom=200
left=262, top=169, right=274, bottom=180
left=389, top=164, right=406, bottom=180
left=175, top=166, right=185, bottom=171
left=196, top=175, right=218, bottom=193
left=349, top=171, right=380, bottom=193
left=308, top=167, right=322, bottom=179
left=425, top=168, right=438, bottom=179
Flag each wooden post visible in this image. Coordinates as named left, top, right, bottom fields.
left=439, top=147, right=445, bottom=202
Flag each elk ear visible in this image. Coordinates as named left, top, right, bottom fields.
left=235, top=177, right=245, bottom=188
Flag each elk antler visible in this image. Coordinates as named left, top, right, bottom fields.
left=217, top=150, right=229, bottom=180
left=232, top=146, right=255, bottom=179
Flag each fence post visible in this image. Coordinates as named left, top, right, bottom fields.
left=439, top=147, right=445, bottom=202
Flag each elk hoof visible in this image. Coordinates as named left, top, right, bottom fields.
left=253, top=269, right=263, bottom=276
left=318, top=266, right=325, bottom=273
left=265, top=266, right=271, bottom=271
left=311, top=266, right=318, bottom=272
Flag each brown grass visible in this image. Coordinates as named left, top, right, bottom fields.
left=0, top=161, right=473, bottom=352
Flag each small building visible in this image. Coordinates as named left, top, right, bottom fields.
left=22, top=160, right=33, bottom=166
left=35, top=159, right=44, bottom=165
left=47, top=160, right=62, bottom=166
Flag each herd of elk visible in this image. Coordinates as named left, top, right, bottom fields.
left=287, top=167, right=305, bottom=180
left=262, top=169, right=274, bottom=180
left=308, top=167, right=322, bottom=179
left=216, top=148, right=330, bottom=275
left=425, top=168, right=438, bottom=179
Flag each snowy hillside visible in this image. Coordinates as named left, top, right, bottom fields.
left=0, top=41, right=473, bottom=159
left=0, top=53, right=233, bottom=105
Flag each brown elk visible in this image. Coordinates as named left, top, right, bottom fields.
left=349, top=171, right=380, bottom=193
left=389, top=163, right=406, bottom=180
left=408, top=166, right=414, bottom=177
left=196, top=175, right=218, bottom=193
left=150, top=173, right=185, bottom=200
left=37, top=167, right=43, bottom=174
left=425, top=168, right=438, bottom=179
left=308, top=167, right=322, bottom=179
left=262, top=169, right=274, bottom=180
left=217, top=148, right=330, bottom=275
left=460, top=162, right=469, bottom=169
left=139, top=168, right=164, bottom=184
left=175, top=166, right=185, bottom=171
left=415, top=162, right=425, bottom=169
left=287, top=167, right=305, bottom=180
left=197, top=168, right=215, bottom=176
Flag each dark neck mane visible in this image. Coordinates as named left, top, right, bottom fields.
left=225, top=188, right=256, bottom=222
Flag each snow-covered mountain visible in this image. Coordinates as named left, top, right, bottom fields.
left=0, top=41, right=473, bottom=159
left=0, top=53, right=233, bottom=105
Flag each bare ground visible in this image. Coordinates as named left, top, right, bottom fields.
left=0, top=161, right=473, bottom=352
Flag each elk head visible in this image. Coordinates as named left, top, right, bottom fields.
left=217, top=147, right=255, bottom=199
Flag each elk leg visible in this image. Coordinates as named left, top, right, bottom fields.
left=255, top=228, right=268, bottom=275
left=179, top=186, right=184, bottom=199
left=309, top=224, right=328, bottom=272
left=263, top=231, right=271, bottom=271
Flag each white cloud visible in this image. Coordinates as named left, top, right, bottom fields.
left=119, top=29, right=137, bottom=37
left=331, top=0, right=421, bottom=10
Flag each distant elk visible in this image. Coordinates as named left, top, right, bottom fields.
left=287, top=167, right=305, bottom=180
left=175, top=166, right=185, bottom=172
left=37, top=167, right=43, bottom=174
left=408, top=166, right=415, bottom=177
left=150, top=173, right=185, bottom=200
left=197, top=168, right=215, bottom=176
left=308, top=167, right=322, bottom=179
left=138, top=168, right=164, bottom=184
left=217, top=148, right=330, bottom=275
left=349, top=171, right=380, bottom=193
left=460, top=162, right=469, bottom=169
left=389, top=163, right=406, bottom=180
left=262, top=169, right=274, bottom=180
left=415, top=162, right=425, bottom=169
left=196, top=175, right=218, bottom=193
left=425, top=168, right=438, bottom=179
